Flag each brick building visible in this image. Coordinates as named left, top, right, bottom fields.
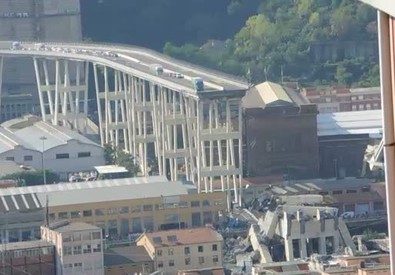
left=301, top=86, right=381, bottom=113
left=243, top=81, right=319, bottom=180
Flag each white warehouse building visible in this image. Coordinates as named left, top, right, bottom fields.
left=0, top=117, right=105, bottom=179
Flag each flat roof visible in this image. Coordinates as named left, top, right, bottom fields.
left=317, top=110, right=382, bottom=137
left=0, top=240, right=53, bottom=251
left=95, top=165, right=128, bottom=174
left=143, top=227, right=223, bottom=248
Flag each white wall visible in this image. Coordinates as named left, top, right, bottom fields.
left=0, top=140, right=105, bottom=177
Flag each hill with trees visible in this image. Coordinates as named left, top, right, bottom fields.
left=81, top=0, right=379, bottom=86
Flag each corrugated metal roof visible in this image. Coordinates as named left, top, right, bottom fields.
left=317, top=110, right=382, bottom=137
left=0, top=120, right=102, bottom=154
left=0, top=176, right=195, bottom=208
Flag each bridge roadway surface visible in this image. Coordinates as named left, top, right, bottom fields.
left=0, top=41, right=248, bottom=98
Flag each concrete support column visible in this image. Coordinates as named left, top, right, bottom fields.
left=300, top=238, right=308, bottom=258
left=333, top=233, right=340, bottom=253
left=0, top=57, right=3, bottom=112
left=284, top=238, right=294, bottom=261
left=319, top=237, right=327, bottom=255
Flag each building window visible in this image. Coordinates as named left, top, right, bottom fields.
left=199, top=256, right=205, bottom=264
left=169, top=260, right=175, bottom=267
left=168, top=249, right=174, bottom=256
left=352, top=105, right=357, bottom=111
left=358, top=95, right=364, bottom=100
left=198, top=246, right=204, bottom=253
left=73, top=246, right=81, bottom=255
left=212, top=244, right=218, bottom=251
left=184, top=247, right=190, bottom=255
left=191, top=200, right=200, bottom=207
left=119, top=206, right=129, bottom=214
left=185, top=257, right=191, bottom=265
left=374, top=201, right=384, bottom=210
left=213, top=255, right=219, bottom=263
left=358, top=104, right=364, bottom=110
left=157, top=249, right=162, bottom=257
left=70, top=211, right=81, bottom=218
left=158, top=261, right=164, bottom=268
left=202, top=200, right=210, bottom=207
left=24, top=155, right=33, bottom=161
left=58, top=212, right=68, bottom=219
left=56, top=153, right=69, bottom=159
left=92, top=232, right=101, bottom=240
left=5, top=157, right=14, bottom=161
left=131, top=205, right=141, bottom=213
left=93, top=244, right=101, bottom=253
left=95, top=209, right=105, bottom=216
left=143, top=204, right=153, bottom=211
left=107, top=208, right=117, bottom=215
left=64, top=246, right=72, bottom=255
left=78, top=152, right=91, bottom=158
left=83, top=245, right=91, bottom=254
left=346, top=189, right=357, bottom=194
left=332, top=190, right=342, bottom=195
left=366, top=103, right=371, bottom=110
left=83, top=210, right=92, bottom=217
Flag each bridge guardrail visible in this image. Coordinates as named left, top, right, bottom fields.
left=16, top=40, right=249, bottom=89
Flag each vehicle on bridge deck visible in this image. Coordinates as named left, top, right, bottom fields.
left=151, top=64, right=164, bottom=75
left=11, top=41, right=22, bottom=50
left=192, top=77, right=204, bottom=92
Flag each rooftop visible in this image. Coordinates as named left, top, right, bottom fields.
left=95, top=165, right=129, bottom=174
left=143, top=227, right=223, bottom=248
left=45, top=221, right=100, bottom=233
left=243, top=81, right=310, bottom=109
left=0, top=176, right=196, bottom=209
left=317, top=110, right=382, bottom=138
left=0, top=240, right=53, bottom=251
left=0, top=117, right=101, bottom=153
left=104, top=246, right=152, bottom=267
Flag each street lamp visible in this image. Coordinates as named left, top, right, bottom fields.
left=40, top=136, right=47, bottom=185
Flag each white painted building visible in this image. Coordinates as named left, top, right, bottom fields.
left=0, top=117, right=104, bottom=178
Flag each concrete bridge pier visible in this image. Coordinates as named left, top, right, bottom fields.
left=33, top=58, right=89, bottom=133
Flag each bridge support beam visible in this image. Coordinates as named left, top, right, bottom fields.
left=0, top=57, right=3, bottom=111
left=33, top=58, right=90, bottom=133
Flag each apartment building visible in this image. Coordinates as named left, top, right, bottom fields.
left=301, top=86, right=381, bottom=113
left=41, top=221, right=104, bottom=275
left=137, top=227, right=223, bottom=275
left=0, top=240, right=56, bottom=275
left=0, top=176, right=227, bottom=243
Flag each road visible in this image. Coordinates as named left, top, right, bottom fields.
left=0, top=41, right=249, bottom=99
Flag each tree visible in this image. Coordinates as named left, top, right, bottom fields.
left=2, top=170, right=59, bottom=187
left=103, top=144, right=140, bottom=177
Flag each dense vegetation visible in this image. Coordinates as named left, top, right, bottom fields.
left=2, top=170, right=59, bottom=186
left=81, top=0, right=379, bottom=86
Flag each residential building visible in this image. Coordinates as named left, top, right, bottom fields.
left=178, top=267, right=225, bottom=275
left=0, top=240, right=56, bottom=275
left=41, top=221, right=104, bottom=275
left=251, top=260, right=315, bottom=275
left=302, top=86, right=381, bottom=113
left=243, top=81, right=319, bottom=180
left=317, top=110, right=382, bottom=178
left=0, top=176, right=227, bottom=243
left=104, top=246, right=154, bottom=275
left=137, top=227, right=223, bottom=275
left=0, top=116, right=105, bottom=179
left=0, top=0, right=82, bottom=120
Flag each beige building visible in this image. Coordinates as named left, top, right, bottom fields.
left=41, top=221, right=104, bottom=275
left=0, top=176, right=227, bottom=243
left=137, top=227, right=223, bottom=275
